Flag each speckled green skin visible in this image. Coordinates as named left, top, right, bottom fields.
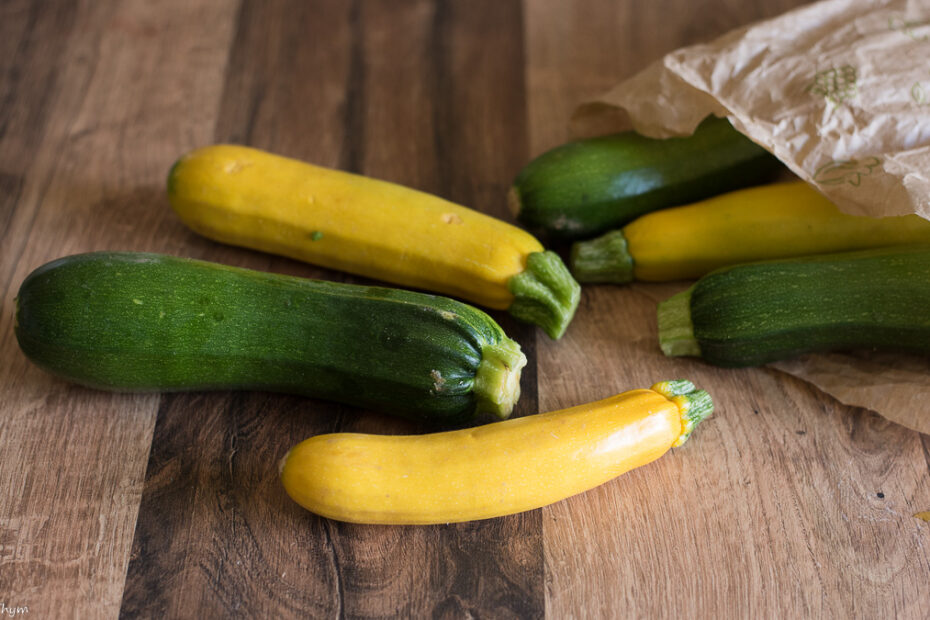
left=511, top=117, right=781, bottom=242
left=658, top=245, right=930, bottom=367
left=14, top=252, right=523, bottom=424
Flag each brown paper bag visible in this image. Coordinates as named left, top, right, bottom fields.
left=574, top=0, right=930, bottom=433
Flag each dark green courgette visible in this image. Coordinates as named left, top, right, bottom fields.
left=657, top=245, right=930, bottom=367
left=509, top=116, right=781, bottom=242
left=14, top=252, right=526, bottom=424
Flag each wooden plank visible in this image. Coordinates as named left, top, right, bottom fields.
left=523, top=0, right=930, bottom=616
left=0, top=0, right=80, bottom=300
left=3, top=0, right=926, bottom=615
left=121, top=2, right=359, bottom=616
left=120, top=393, right=351, bottom=617
left=0, top=1, right=239, bottom=617
left=340, top=3, right=542, bottom=615
left=121, top=1, right=542, bottom=617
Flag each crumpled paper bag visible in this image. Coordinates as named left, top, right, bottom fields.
left=573, top=0, right=930, bottom=434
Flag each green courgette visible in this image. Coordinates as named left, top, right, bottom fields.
left=509, top=116, right=782, bottom=242
left=14, top=252, right=526, bottom=424
left=657, top=245, right=930, bottom=367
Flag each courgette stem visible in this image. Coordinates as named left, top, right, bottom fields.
left=569, top=230, right=634, bottom=283
left=656, top=289, right=701, bottom=358
left=651, top=380, right=714, bottom=446
left=507, top=251, right=581, bottom=340
left=473, top=337, right=527, bottom=419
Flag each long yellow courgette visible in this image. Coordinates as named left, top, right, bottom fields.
left=168, top=145, right=580, bottom=339
left=571, top=181, right=930, bottom=283
left=279, top=380, right=712, bottom=524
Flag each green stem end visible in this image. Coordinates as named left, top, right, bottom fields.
left=507, top=251, right=581, bottom=340
left=570, top=230, right=634, bottom=284
left=651, top=380, right=714, bottom=446
left=657, top=288, right=701, bottom=358
left=473, top=336, right=527, bottom=420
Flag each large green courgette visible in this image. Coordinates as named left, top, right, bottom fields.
left=509, top=116, right=781, bottom=242
left=657, top=245, right=930, bottom=367
left=14, top=252, right=526, bottom=424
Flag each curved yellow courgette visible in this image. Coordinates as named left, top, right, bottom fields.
left=571, top=181, right=930, bottom=283
left=168, top=145, right=579, bottom=338
left=279, top=380, right=712, bottom=525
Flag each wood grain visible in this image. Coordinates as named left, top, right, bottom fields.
left=524, top=1, right=930, bottom=617
left=1, top=0, right=928, bottom=618
left=0, top=1, right=238, bottom=618
left=121, top=1, right=542, bottom=617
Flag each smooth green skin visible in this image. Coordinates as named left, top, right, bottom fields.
left=666, top=245, right=930, bottom=367
left=15, top=252, right=511, bottom=424
left=511, top=117, right=782, bottom=242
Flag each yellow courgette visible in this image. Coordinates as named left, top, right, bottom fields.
left=279, top=380, right=712, bottom=524
left=570, top=181, right=930, bottom=283
left=168, top=145, right=580, bottom=339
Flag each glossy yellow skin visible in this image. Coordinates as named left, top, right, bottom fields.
left=627, top=181, right=930, bottom=281
left=169, top=145, right=543, bottom=309
left=280, top=386, right=687, bottom=525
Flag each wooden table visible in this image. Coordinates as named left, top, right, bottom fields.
left=3, top=0, right=929, bottom=617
